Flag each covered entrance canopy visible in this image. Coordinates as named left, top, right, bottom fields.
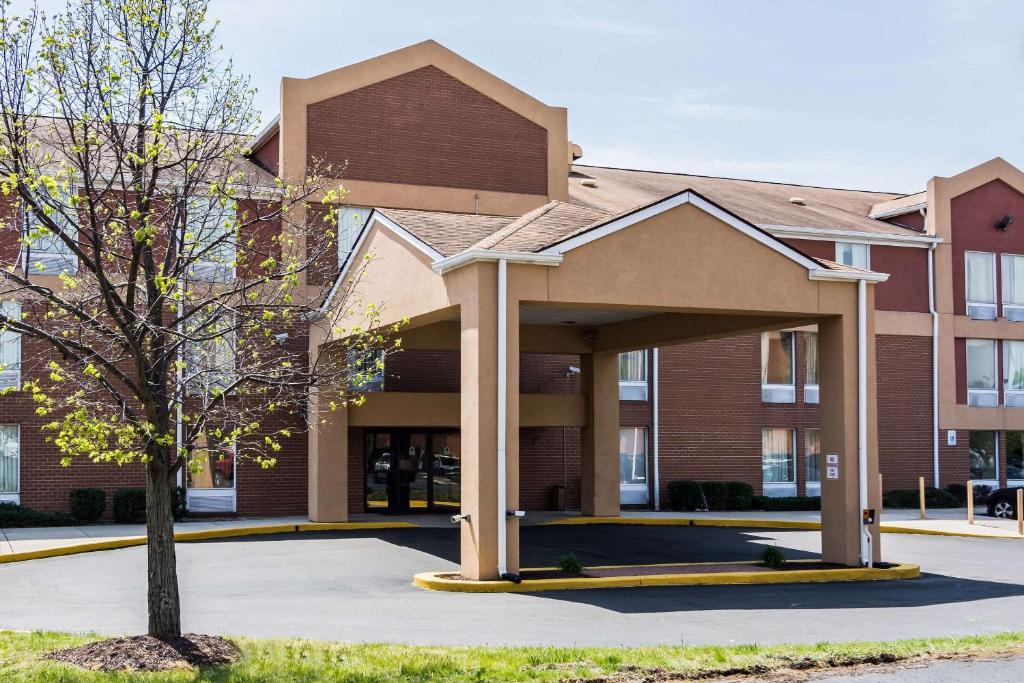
left=308, top=189, right=887, bottom=581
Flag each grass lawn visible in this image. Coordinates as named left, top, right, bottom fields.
left=1, top=629, right=1022, bottom=681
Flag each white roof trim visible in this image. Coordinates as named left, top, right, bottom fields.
left=868, top=201, right=927, bottom=220
left=808, top=268, right=889, bottom=283
left=539, top=191, right=823, bottom=272
left=250, top=115, right=280, bottom=152
left=432, top=249, right=562, bottom=275
left=761, top=224, right=941, bottom=248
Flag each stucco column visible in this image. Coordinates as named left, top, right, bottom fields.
left=459, top=263, right=520, bottom=580
left=581, top=351, right=620, bottom=516
left=818, top=305, right=881, bottom=566
left=307, top=387, right=349, bottom=522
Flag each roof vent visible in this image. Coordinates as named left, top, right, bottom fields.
left=789, top=197, right=807, bottom=206
left=581, top=179, right=598, bottom=188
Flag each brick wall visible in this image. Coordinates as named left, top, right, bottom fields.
left=875, top=334, right=935, bottom=490
left=306, top=65, right=548, bottom=196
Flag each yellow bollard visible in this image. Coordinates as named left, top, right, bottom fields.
left=1018, top=488, right=1023, bottom=537
left=967, top=480, right=974, bottom=525
left=919, top=476, right=926, bottom=520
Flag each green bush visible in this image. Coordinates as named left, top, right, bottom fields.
left=760, top=545, right=786, bottom=569
left=666, top=480, right=753, bottom=511
left=112, top=488, right=147, bottom=523
left=752, top=495, right=821, bottom=511
left=557, top=553, right=583, bottom=575
left=944, top=483, right=968, bottom=504
left=68, top=488, right=106, bottom=523
left=882, top=487, right=960, bottom=509
left=0, top=502, right=74, bottom=528
left=946, top=483, right=993, bottom=505
left=172, top=486, right=187, bottom=521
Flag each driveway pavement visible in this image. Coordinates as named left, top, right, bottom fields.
left=1, top=524, right=1022, bottom=646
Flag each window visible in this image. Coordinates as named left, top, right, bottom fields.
left=968, top=430, right=998, bottom=482
left=338, top=206, right=370, bottom=266
left=762, top=428, right=796, bottom=496
left=23, top=188, right=78, bottom=275
left=1006, top=431, right=1024, bottom=482
left=618, top=350, right=648, bottom=401
left=187, top=433, right=235, bottom=490
left=804, top=331, right=819, bottom=404
left=183, top=315, right=237, bottom=395
left=619, top=427, right=648, bottom=505
left=965, top=251, right=996, bottom=319
left=1002, top=254, right=1024, bottom=319
left=0, top=301, right=21, bottom=390
left=835, top=242, right=870, bottom=269
left=0, top=425, right=18, bottom=498
left=1004, top=340, right=1024, bottom=407
left=348, top=348, right=384, bottom=392
left=805, top=428, right=821, bottom=496
left=187, top=197, right=237, bottom=283
left=966, top=339, right=997, bottom=407
left=761, top=331, right=795, bottom=403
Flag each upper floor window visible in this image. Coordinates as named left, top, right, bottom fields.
left=338, top=206, right=370, bottom=267
left=348, top=348, right=384, bottom=392
left=618, top=350, right=648, bottom=401
left=0, top=301, right=21, bottom=391
left=186, top=197, right=237, bottom=283
left=761, top=331, right=795, bottom=403
left=804, top=331, right=819, bottom=404
left=23, top=188, right=78, bottom=275
left=183, top=315, right=237, bottom=395
left=965, top=251, right=997, bottom=319
left=835, top=242, right=870, bottom=270
left=966, top=338, right=997, bottom=407
left=1002, top=254, right=1024, bottom=320
left=1005, top=340, right=1024, bottom=407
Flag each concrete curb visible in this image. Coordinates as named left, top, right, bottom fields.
left=539, top=515, right=1024, bottom=539
left=412, top=561, right=922, bottom=593
left=0, top=521, right=418, bottom=565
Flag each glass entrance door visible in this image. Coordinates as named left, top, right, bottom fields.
left=364, top=430, right=460, bottom=513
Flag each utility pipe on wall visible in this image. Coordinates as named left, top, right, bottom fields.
left=858, top=278, right=872, bottom=568
left=926, top=211, right=940, bottom=488
left=496, top=258, right=509, bottom=579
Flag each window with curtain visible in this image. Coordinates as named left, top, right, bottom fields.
left=968, top=430, right=997, bottom=481
left=0, top=301, right=21, bottom=390
left=338, top=206, right=369, bottom=266
left=1004, top=340, right=1024, bottom=394
left=186, top=197, right=237, bottom=283
left=1006, top=431, right=1024, bottom=481
left=966, top=339, right=997, bottom=390
left=1002, top=254, right=1024, bottom=308
left=762, top=428, right=794, bottom=484
left=806, top=429, right=821, bottom=485
left=835, top=242, right=870, bottom=269
left=619, top=427, right=648, bottom=486
left=804, top=332, right=819, bottom=385
left=24, top=188, right=78, bottom=275
left=761, top=332, right=794, bottom=385
left=183, top=314, right=237, bottom=394
left=618, top=351, right=646, bottom=383
left=965, top=251, right=996, bottom=305
left=186, top=433, right=235, bottom=490
left=0, top=425, right=18, bottom=494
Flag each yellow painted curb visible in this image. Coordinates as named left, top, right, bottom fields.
left=0, top=521, right=419, bottom=565
left=413, top=562, right=921, bottom=593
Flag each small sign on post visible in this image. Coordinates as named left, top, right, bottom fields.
left=826, top=453, right=839, bottom=481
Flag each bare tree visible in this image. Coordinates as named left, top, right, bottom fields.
left=0, top=0, right=398, bottom=639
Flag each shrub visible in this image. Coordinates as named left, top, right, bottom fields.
left=760, top=545, right=786, bottom=569
left=972, top=484, right=993, bottom=505
left=667, top=480, right=753, bottom=511
left=752, top=495, right=821, bottom=511
left=667, top=480, right=704, bottom=511
left=882, top=487, right=960, bottom=509
left=944, top=483, right=968, bottom=505
left=112, top=488, right=147, bottom=523
left=172, top=486, right=187, bottom=521
left=557, top=553, right=583, bottom=575
left=0, top=502, right=74, bottom=528
left=68, top=488, right=106, bottom=523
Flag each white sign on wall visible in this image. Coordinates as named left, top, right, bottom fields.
left=947, top=430, right=957, bottom=446
left=826, top=466, right=839, bottom=480
left=826, top=453, right=839, bottom=466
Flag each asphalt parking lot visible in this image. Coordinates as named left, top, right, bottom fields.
left=1, top=524, right=1023, bottom=646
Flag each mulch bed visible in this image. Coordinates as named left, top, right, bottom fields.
left=46, top=633, right=240, bottom=672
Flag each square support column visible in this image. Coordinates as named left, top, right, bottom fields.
left=818, top=308, right=881, bottom=566
left=581, top=351, right=621, bottom=517
left=459, top=263, right=520, bottom=580
left=308, top=386, right=348, bottom=522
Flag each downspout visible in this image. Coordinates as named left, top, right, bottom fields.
left=926, top=208, right=940, bottom=488
left=858, top=278, right=872, bottom=568
left=652, top=347, right=661, bottom=510
left=496, top=258, right=519, bottom=582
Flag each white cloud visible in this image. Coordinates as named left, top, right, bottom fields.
left=671, top=90, right=770, bottom=121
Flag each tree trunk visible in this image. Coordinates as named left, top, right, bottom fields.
left=146, top=448, right=181, bottom=639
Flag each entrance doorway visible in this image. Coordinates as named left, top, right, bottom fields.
left=364, top=430, right=461, bottom=513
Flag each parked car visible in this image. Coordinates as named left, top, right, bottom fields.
left=986, top=486, right=1024, bottom=519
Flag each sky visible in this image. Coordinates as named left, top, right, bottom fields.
left=13, top=0, right=1024, bottom=193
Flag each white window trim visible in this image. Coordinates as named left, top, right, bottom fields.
left=969, top=431, right=999, bottom=488
left=0, top=424, right=20, bottom=501
left=187, top=439, right=237, bottom=493
left=965, top=251, right=997, bottom=318
left=618, top=350, right=648, bottom=401
left=805, top=428, right=821, bottom=497
left=966, top=338, right=998, bottom=407
left=0, top=301, right=21, bottom=391
left=619, top=427, right=649, bottom=505
left=1002, top=253, right=1024, bottom=319
left=761, top=332, right=796, bottom=404
left=762, top=428, right=797, bottom=497
left=188, top=197, right=237, bottom=284
left=1004, top=340, right=1024, bottom=407
left=22, top=189, right=79, bottom=276
left=835, top=241, right=870, bottom=269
